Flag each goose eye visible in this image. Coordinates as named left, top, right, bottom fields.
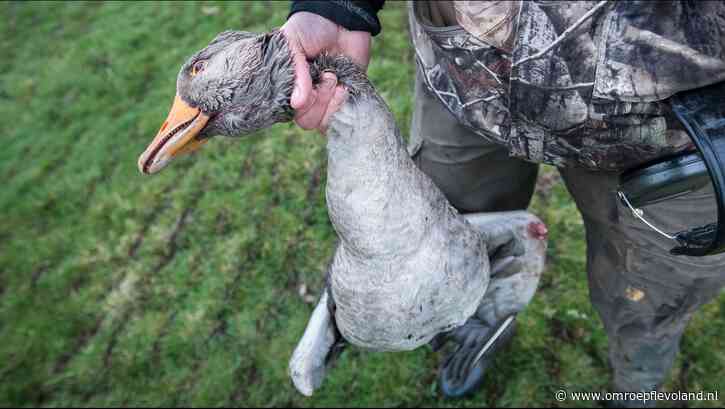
left=191, top=60, right=207, bottom=76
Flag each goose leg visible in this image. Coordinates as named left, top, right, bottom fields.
left=434, top=211, right=547, bottom=398
left=288, top=289, right=345, bottom=397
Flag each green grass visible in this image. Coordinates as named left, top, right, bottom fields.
left=1, top=1, right=723, bottom=407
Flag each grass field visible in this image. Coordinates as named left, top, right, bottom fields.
left=1, top=1, right=724, bottom=407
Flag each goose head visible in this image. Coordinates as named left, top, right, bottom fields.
left=138, top=30, right=294, bottom=174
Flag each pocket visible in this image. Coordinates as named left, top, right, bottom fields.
left=408, top=2, right=513, bottom=147
left=616, top=182, right=725, bottom=270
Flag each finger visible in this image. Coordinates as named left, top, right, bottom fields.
left=288, top=40, right=314, bottom=111
left=293, top=89, right=319, bottom=130
left=295, top=73, right=337, bottom=130
left=319, top=84, right=349, bottom=133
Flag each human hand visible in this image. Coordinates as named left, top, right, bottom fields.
left=281, top=11, right=371, bottom=132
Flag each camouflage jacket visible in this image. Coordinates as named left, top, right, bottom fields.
left=409, top=1, right=725, bottom=171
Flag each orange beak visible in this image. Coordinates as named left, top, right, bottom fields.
left=138, top=95, right=210, bottom=174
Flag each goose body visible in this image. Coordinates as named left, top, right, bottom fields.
left=322, top=80, right=489, bottom=351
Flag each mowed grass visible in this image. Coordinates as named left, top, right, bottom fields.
left=1, top=1, right=723, bottom=407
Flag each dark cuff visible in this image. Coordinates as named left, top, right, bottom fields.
left=289, top=1, right=384, bottom=36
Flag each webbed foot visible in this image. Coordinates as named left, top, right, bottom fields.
left=434, top=314, right=517, bottom=398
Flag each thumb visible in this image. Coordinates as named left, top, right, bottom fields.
left=319, top=85, right=349, bottom=133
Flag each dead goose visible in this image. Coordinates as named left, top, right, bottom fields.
left=137, top=30, right=546, bottom=396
